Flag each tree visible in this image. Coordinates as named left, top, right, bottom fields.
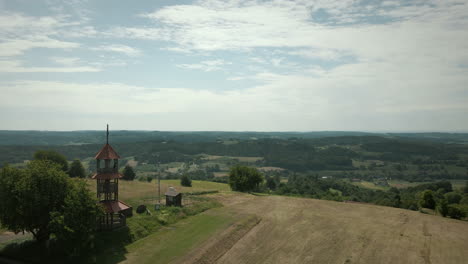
left=228, top=165, right=264, bottom=192
left=0, top=160, right=70, bottom=243
left=447, top=204, right=467, bottom=219
left=437, top=198, right=449, bottom=217
left=122, top=165, right=136, bottom=181
left=50, top=180, right=102, bottom=255
left=420, top=190, right=436, bottom=209
left=68, top=159, right=86, bottom=178
left=34, top=150, right=69, bottom=172
left=266, top=175, right=277, bottom=190
left=180, top=174, right=192, bottom=187
left=445, top=192, right=462, bottom=204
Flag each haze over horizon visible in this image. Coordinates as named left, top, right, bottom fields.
left=1, top=0, right=467, bottom=131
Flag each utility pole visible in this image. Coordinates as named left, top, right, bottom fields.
left=158, top=161, right=161, bottom=206
left=155, top=153, right=161, bottom=210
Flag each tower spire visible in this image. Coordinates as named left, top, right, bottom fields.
left=106, top=124, right=109, bottom=144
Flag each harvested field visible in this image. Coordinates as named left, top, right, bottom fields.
left=201, top=155, right=263, bottom=162
left=257, top=166, right=284, bottom=172
left=188, top=194, right=468, bottom=264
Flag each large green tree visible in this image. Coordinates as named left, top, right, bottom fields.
left=68, top=159, right=86, bottom=178
left=123, top=165, right=136, bottom=181
left=228, top=165, right=264, bottom=192
left=34, top=150, right=69, bottom=172
left=0, top=160, right=69, bottom=242
left=50, top=180, right=102, bottom=255
left=0, top=159, right=101, bottom=248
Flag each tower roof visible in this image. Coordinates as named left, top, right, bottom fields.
left=95, top=144, right=120, bottom=159
left=91, top=172, right=123, bottom=180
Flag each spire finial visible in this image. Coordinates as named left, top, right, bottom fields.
left=106, top=124, right=109, bottom=144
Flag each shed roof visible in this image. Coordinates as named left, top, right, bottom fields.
left=165, top=187, right=180, bottom=196
left=95, top=144, right=120, bottom=159
left=100, top=200, right=131, bottom=213
left=92, top=172, right=123, bottom=180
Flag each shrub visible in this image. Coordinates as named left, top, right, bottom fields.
left=447, top=204, right=467, bottom=219
left=180, top=174, right=192, bottom=187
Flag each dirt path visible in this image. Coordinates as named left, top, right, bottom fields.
left=190, top=194, right=468, bottom=264
left=0, top=232, right=31, bottom=244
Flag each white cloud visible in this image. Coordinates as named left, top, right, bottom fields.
left=177, top=59, right=230, bottom=72
left=1, top=75, right=467, bottom=131
left=0, top=60, right=100, bottom=72
left=91, top=44, right=142, bottom=56
left=0, top=37, right=79, bottom=57
left=51, top=57, right=81, bottom=66
left=0, top=12, right=81, bottom=56
left=1, top=0, right=467, bottom=131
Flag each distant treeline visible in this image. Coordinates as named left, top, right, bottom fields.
left=1, top=135, right=468, bottom=181
left=1, top=130, right=468, bottom=146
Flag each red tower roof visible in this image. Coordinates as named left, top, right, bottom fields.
left=95, top=144, right=120, bottom=159
left=99, top=200, right=131, bottom=213
left=91, top=172, right=123, bottom=180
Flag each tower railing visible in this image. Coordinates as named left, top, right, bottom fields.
left=97, top=167, right=118, bottom=174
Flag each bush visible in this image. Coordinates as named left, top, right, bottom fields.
left=445, top=192, right=462, bottom=204
left=68, top=159, right=86, bottom=178
left=123, top=165, right=136, bottom=181
left=447, top=204, right=467, bottom=219
left=180, top=174, right=192, bottom=187
left=33, top=150, right=69, bottom=172
left=437, top=198, right=449, bottom=217
left=420, top=190, right=436, bottom=209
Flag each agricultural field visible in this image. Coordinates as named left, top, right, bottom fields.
left=84, top=179, right=230, bottom=204
left=112, top=193, right=468, bottom=264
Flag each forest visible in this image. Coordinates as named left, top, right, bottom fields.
left=1, top=131, right=468, bottom=183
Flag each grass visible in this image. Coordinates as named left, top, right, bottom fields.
left=450, top=180, right=468, bottom=191
left=352, top=181, right=389, bottom=191
left=121, top=209, right=233, bottom=264
left=0, top=198, right=222, bottom=264
left=201, top=154, right=263, bottom=163
left=84, top=179, right=230, bottom=204
left=0, top=179, right=228, bottom=263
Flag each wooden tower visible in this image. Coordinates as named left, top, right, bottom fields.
left=93, top=125, right=132, bottom=230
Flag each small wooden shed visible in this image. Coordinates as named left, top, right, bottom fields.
left=165, top=187, right=182, bottom=207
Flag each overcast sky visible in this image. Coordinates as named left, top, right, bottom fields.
left=0, top=0, right=467, bottom=132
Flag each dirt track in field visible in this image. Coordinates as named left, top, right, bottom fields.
left=188, top=193, right=468, bottom=264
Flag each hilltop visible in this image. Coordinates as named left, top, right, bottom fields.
left=124, top=192, right=468, bottom=264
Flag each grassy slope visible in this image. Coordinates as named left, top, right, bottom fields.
left=121, top=209, right=234, bottom=264
left=114, top=192, right=468, bottom=264
left=215, top=194, right=468, bottom=264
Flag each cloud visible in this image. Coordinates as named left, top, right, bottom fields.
left=177, top=59, right=230, bottom=72
left=0, top=12, right=81, bottom=56
left=1, top=73, right=467, bottom=131
left=0, top=37, right=79, bottom=57
left=0, top=60, right=100, bottom=72
left=91, top=44, right=142, bottom=56
left=51, top=57, right=81, bottom=66
left=1, top=0, right=467, bottom=131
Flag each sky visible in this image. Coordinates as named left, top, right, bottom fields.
left=0, top=0, right=467, bottom=132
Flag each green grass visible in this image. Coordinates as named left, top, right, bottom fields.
left=120, top=209, right=233, bottom=264
left=162, top=179, right=231, bottom=192
left=450, top=180, right=468, bottom=191
left=352, top=181, right=389, bottom=191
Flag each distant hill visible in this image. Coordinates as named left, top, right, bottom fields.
left=1, top=130, right=468, bottom=146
